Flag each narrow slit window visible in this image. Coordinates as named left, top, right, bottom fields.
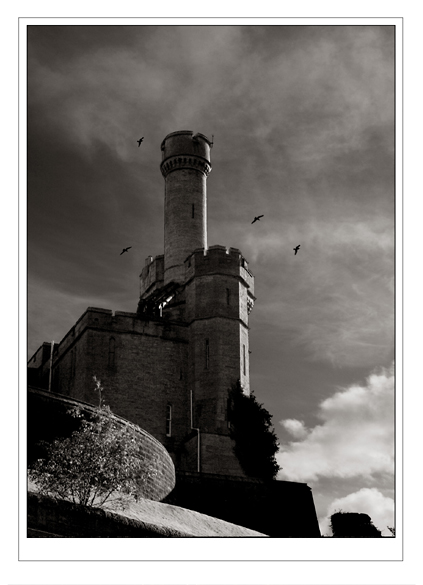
left=243, top=344, right=246, bottom=375
left=70, top=348, right=76, bottom=379
left=192, top=203, right=195, bottom=218
left=205, top=338, right=209, bottom=370
left=166, top=404, right=172, bottom=437
left=227, top=397, right=232, bottom=428
left=108, top=337, right=116, bottom=367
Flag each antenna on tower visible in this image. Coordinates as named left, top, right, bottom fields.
left=211, top=134, right=214, bottom=148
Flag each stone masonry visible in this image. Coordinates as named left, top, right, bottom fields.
left=28, top=131, right=321, bottom=536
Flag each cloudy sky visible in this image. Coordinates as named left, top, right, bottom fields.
left=26, top=24, right=395, bottom=535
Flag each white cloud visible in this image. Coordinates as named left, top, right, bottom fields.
left=276, top=364, right=394, bottom=482
left=280, top=418, right=308, bottom=440
left=318, top=487, right=395, bottom=537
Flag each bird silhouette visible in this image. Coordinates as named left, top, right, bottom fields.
left=293, top=245, right=300, bottom=255
left=251, top=215, right=264, bottom=224
left=137, top=138, right=144, bottom=147
left=120, top=247, right=132, bottom=255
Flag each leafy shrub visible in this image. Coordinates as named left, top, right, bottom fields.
left=28, top=381, right=156, bottom=509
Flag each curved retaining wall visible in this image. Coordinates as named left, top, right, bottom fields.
left=28, top=386, right=175, bottom=501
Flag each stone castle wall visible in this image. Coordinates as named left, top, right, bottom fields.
left=51, top=308, right=191, bottom=454
left=42, top=301, right=249, bottom=476
left=164, top=471, right=321, bottom=537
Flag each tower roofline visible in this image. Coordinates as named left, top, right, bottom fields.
left=161, top=130, right=213, bottom=150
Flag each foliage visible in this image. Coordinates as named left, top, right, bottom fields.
left=228, top=380, right=281, bottom=480
left=28, top=379, right=156, bottom=509
left=93, top=374, right=104, bottom=407
left=330, top=511, right=382, bottom=538
left=387, top=525, right=396, bottom=536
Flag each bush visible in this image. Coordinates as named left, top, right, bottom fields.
left=228, top=380, right=280, bottom=480
left=28, top=381, right=156, bottom=509
left=330, top=511, right=382, bottom=537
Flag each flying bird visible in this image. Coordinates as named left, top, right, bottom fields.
left=137, top=137, right=144, bottom=147
left=251, top=215, right=264, bottom=224
left=120, top=247, right=132, bottom=255
left=293, top=245, right=300, bottom=255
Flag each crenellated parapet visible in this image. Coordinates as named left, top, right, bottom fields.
left=140, top=255, right=164, bottom=299
left=182, top=245, right=255, bottom=332
left=54, top=305, right=185, bottom=361
left=184, top=245, right=255, bottom=297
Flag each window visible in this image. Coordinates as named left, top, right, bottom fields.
left=205, top=338, right=209, bottom=370
left=108, top=337, right=116, bottom=367
left=70, top=348, right=76, bottom=379
left=227, top=397, right=232, bottom=428
left=192, top=203, right=195, bottom=218
left=243, top=344, right=246, bottom=376
left=166, top=404, right=172, bottom=437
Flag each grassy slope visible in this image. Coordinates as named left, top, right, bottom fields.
left=28, top=482, right=266, bottom=537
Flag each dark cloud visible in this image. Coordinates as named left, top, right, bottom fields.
left=27, top=25, right=395, bottom=533
left=27, top=25, right=394, bottom=485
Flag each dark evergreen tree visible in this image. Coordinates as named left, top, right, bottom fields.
left=330, top=511, right=382, bottom=537
left=228, top=380, right=280, bottom=480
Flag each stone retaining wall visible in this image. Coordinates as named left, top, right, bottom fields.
left=28, top=387, right=176, bottom=501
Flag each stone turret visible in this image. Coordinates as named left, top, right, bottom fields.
left=160, top=131, right=212, bottom=285
left=139, top=133, right=255, bottom=442
left=184, top=246, right=254, bottom=436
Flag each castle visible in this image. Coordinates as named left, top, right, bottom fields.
left=28, top=131, right=320, bottom=536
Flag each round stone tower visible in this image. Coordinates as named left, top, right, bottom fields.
left=160, top=131, right=212, bottom=285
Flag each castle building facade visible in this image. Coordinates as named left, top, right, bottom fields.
left=29, top=131, right=255, bottom=477
left=28, top=131, right=321, bottom=536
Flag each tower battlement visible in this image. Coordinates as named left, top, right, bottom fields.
left=140, top=255, right=164, bottom=299
left=160, top=130, right=212, bottom=171
left=185, top=245, right=254, bottom=294
left=55, top=306, right=180, bottom=357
